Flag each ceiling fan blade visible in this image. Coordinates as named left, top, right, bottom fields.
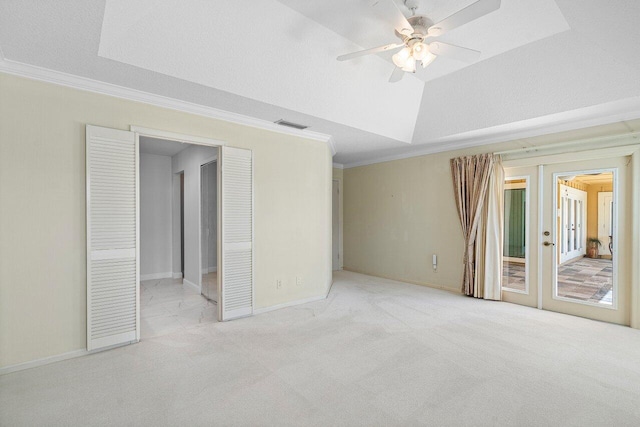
left=429, top=42, right=481, bottom=63
left=337, top=43, right=404, bottom=61
left=389, top=66, right=404, bottom=83
left=427, top=0, right=501, bottom=37
left=372, top=0, right=414, bottom=36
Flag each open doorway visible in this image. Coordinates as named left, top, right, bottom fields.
left=139, top=137, right=219, bottom=339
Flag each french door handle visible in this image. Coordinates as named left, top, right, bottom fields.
left=543, top=241, right=555, bottom=246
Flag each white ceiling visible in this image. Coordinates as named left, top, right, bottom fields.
left=1, top=0, right=640, bottom=166
left=572, top=172, right=613, bottom=186
left=276, top=0, right=570, bottom=82
left=139, top=136, right=188, bottom=157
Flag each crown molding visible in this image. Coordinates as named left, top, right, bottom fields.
left=332, top=162, right=344, bottom=169
left=0, top=57, right=334, bottom=152
left=342, top=96, right=640, bottom=168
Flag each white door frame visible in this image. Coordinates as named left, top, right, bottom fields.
left=199, top=154, right=218, bottom=298
left=332, top=179, right=340, bottom=271
left=130, top=126, right=226, bottom=333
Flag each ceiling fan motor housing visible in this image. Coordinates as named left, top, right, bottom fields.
left=395, top=15, right=433, bottom=41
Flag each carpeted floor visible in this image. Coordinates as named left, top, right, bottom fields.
left=2, top=270, right=639, bottom=426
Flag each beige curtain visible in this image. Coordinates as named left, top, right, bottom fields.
left=474, top=157, right=504, bottom=300
left=450, top=154, right=499, bottom=297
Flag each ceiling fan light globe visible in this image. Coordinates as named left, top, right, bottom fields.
left=401, top=56, right=416, bottom=72
left=412, top=42, right=429, bottom=60
left=392, top=47, right=412, bottom=67
left=421, top=52, right=437, bottom=68
left=392, top=53, right=406, bottom=68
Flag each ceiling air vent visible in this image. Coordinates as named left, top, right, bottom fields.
left=274, top=119, right=308, bottom=130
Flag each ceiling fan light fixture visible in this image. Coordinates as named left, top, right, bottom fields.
left=401, top=56, right=416, bottom=72
left=412, top=42, right=429, bottom=60
left=392, top=47, right=411, bottom=67
left=421, top=52, right=437, bottom=68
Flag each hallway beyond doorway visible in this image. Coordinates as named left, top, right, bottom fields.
left=140, top=278, right=217, bottom=339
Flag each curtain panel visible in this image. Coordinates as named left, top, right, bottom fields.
left=450, top=154, right=503, bottom=298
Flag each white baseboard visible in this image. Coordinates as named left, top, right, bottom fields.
left=0, top=340, right=138, bottom=375
left=0, top=349, right=87, bottom=375
left=183, top=279, right=200, bottom=292
left=201, top=267, right=217, bottom=274
left=173, top=272, right=183, bottom=279
left=253, top=294, right=327, bottom=315
left=140, top=272, right=173, bottom=281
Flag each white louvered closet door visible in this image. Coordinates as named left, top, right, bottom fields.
left=220, top=146, right=253, bottom=321
left=86, top=125, right=139, bottom=350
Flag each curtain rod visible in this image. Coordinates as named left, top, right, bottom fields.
left=496, top=131, right=640, bottom=156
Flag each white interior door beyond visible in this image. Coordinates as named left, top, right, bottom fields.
left=559, top=184, right=587, bottom=264
left=598, top=192, right=613, bottom=256
left=220, top=146, right=253, bottom=321
left=86, top=125, right=139, bottom=351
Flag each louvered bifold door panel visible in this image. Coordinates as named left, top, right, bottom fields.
left=220, top=147, right=253, bottom=321
left=86, top=125, right=138, bottom=350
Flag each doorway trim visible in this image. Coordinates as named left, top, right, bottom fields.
left=131, top=126, right=226, bottom=148
left=332, top=179, right=341, bottom=271
left=199, top=154, right=218, bottom=295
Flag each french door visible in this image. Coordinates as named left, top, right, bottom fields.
left=504, top=156, right=630, bottom=325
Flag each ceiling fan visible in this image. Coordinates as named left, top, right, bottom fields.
left=337, top=0, right=501, bottom=82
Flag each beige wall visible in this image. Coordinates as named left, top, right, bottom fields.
left=344, top=149, right=479, bottom=292
left=0, top=73, right=332, bottom=368
left=343, top=141, right=640, bottom=296
left=332, top=167, right=343, bottom=269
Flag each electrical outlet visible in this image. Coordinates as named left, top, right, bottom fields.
left=296, top=276, right=303, bottom=286
left=276, top=279, right=282, bottom=289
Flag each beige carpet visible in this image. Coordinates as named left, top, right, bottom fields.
left=2, top=271, right=640, bottom=426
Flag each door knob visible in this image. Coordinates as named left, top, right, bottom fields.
left=543, top=241, right=555, bottom=246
